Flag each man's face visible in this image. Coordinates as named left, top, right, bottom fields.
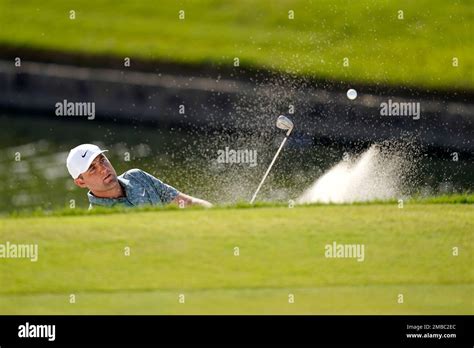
left=74, top=154, right=118, bottom=191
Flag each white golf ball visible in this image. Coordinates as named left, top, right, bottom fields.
left=347, top=89, right=357, bottom=100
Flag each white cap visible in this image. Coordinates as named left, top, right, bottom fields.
left=66, top=144, right=108, bottom=179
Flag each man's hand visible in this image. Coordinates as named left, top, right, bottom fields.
left=172, top=192, right=213, bottom=208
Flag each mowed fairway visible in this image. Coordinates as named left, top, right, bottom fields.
left=0, top=204, right=472, bottom=314
left=0, top=0, right=472, bottom=89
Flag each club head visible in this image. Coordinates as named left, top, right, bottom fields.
left=276, top=115, right=294, bottom=135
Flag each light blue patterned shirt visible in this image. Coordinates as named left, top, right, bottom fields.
left=87, top=169, right=179, bottom=209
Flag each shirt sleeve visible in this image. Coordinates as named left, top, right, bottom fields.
left=139, top=170, right=179, bottom=204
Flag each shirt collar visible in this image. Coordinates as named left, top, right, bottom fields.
left=87, top=176, right=130, bottom=205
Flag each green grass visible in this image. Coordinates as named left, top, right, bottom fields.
left=0, top=202, right=472, bottom=314
left=0, top=0, right=472, bottom=90
left=5, top=193, right=473, bottom=218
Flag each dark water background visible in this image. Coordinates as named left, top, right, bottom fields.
left=0, top=112, right=472, bottom=213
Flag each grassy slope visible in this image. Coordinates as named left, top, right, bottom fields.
left=0, top=203, right=472, bottom=314
left=0, top=0, right=472, bottom=89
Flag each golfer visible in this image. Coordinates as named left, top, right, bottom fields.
left=66, top=144, right=212, bottom=209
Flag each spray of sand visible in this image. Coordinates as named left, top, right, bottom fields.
left=297, top=142, right=419, bottom=204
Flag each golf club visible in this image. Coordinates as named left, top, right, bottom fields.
left=250, top=115, right=294, bottom=204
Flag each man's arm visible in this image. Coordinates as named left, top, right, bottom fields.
left=171, top=192, right=213, bottom=208
left=135, top=169, right=212, bottom=208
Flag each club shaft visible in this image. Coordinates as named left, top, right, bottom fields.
left=250, top=136, right=288, bottom=204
